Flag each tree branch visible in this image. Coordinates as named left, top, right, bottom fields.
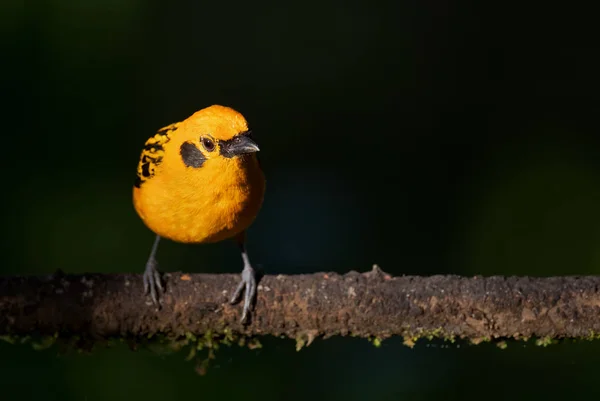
left=2, top=266, right=600, bottom=348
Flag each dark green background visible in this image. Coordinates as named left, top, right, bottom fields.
left=2, top=1, right=599, bottom=400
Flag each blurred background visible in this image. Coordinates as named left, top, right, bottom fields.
left=1, top=0, right=600, bottom=400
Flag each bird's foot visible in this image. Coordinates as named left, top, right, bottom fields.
left=230, top=264, right=257, bottom=324
left=143, top=257, right=163, bottom=305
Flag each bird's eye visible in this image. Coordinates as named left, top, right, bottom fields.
left=201, top=137, right=215, bottom=152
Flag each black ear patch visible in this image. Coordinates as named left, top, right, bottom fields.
left=180, top=141, right=206, bottom=168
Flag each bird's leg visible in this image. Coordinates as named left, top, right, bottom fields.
left=230, top=232, right=257, bottom=323
left=143, top=234, right=163, bottom=305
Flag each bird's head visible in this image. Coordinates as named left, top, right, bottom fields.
left=177, top=105, right=260, bottom=168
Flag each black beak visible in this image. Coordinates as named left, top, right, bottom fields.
left=220, top=132, right=260, bottom=158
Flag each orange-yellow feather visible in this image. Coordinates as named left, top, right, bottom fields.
left=133, top=105, right=265, bottom=243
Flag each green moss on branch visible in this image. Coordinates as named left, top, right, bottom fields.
left=2, top=267, right=600, bottom=354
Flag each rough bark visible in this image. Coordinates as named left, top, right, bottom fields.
left=2, top=266, right=600, bottom=347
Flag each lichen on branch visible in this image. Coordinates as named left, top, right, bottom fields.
left=2, top=266, right=600, bottom=350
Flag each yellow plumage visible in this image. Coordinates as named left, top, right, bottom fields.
left=133, top=105, right=265, bottom=243
left=132, top=105, right=265, bottom=322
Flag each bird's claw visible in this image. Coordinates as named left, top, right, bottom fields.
left=230, top=265, right=257, bottom=324
left=143, top=258, right=163, bottom=305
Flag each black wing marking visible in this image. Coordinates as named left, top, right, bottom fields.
left=134, top=123, right=180, bottom=188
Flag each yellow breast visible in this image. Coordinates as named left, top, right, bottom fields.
left=134, top=154, right=264, bottom=243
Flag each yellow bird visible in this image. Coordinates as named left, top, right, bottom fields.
left=132, top=105, right=265, bottom=322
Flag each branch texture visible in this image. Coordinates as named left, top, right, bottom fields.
left=2, top=267, right=600, bottom=345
